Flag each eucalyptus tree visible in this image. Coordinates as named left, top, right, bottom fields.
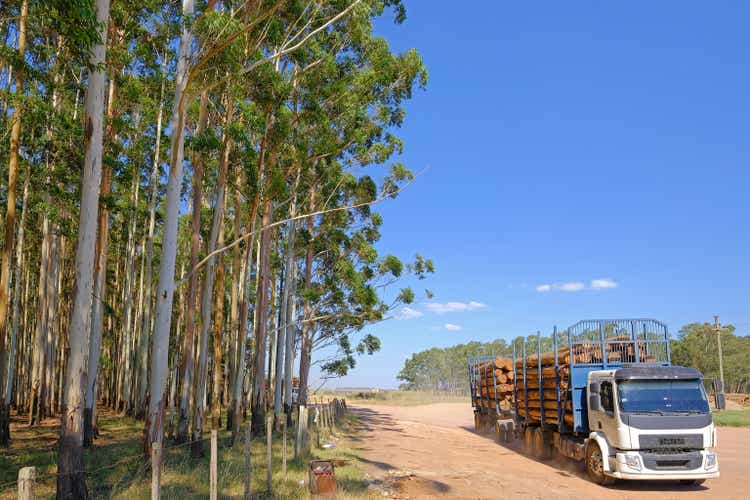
left=0, top=0, right=27, bottom=447
left=57, top=0, right=111, bottom=495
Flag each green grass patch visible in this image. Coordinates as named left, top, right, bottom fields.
left=713, top=409, right=750, bottom=427
left=0, top=412, right=374, bottom=499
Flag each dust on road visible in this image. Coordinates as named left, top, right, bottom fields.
left=347, top=402, right=746, bottom=499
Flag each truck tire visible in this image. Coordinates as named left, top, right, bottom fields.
left=533, top=427, right=552, bottom=460
left=524, top=427, right=535, bottom=454
left=586, top=442, right=616, bottom=486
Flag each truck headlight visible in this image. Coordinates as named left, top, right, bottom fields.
left=705, top=453, right=717, bottom=470
left=625, top=454, right=642, bottom=471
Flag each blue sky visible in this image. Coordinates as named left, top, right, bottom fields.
left=314, top=1, right=750, bottom=389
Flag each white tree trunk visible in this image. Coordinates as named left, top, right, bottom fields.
left=29, top=208, right=50, bottom=425
left=137, top=65, right=165, bottom=417
left=57, top=0, right=110, bottom=495
left=147, top=0, right=195, bottom=450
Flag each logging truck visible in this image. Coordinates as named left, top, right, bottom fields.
left=469, top=319, right=719, bottom=485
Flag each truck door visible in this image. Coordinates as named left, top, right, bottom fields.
left=590, top=379, right=618, bottom=439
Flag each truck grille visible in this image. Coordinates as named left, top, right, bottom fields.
left=639, top=434, right=703, bottom=451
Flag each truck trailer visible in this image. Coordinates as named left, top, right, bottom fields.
left=469, top=319, right=719, bottom=485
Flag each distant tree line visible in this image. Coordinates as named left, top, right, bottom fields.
left=397, top=323, right=750, bottom=394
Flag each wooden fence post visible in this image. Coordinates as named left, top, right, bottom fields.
left=266, top=412, right=273, bottom=494
left=244, top=422, right=251, bottom=500
left=295, top=405, right=307, bottom=459
left=18, top=466, right=36, bottom=500
left=151, top=441, right=162, bottom=500
left=210, top=429, right=218, bottom=500
left=315, top=406, right=321, bottom=448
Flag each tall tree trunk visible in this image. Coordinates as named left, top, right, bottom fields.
left=29, top=208, right=51, bottom=426
left=136, top=61, right=165, bottom=419
left=0, top=0, right=27, bottom=446
left=282, top=172, right=300, bottom=424
left=84, top=72, right=117, bottom=444
left=226, top=180, right=243, bottom=431
left=230, top=191, right=258, bottom=444
left=191, top=99, right=232, bottom=455
left=176, top=89, right=208, bottom=443
left=147, top=0, right=195, bottom=455
left=119, top=175, right=140, bottom=415
left=211, top=227, right=226, bottom=430
left=5, top=175, right=29, bottom=419
left=251, top=196, right=273, bottom=435
left=298, top=185, right=316, bottom=406
left=57, top=0, right=110, bottom=495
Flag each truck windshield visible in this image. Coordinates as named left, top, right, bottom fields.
left=617, top=379, right=709, bottom=414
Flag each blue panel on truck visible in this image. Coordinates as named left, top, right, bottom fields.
left=566, top=319, right=671, bottom=434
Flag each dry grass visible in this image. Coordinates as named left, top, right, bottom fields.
left=324, top=390, right=469, bottom=406
left=0, top=410, right=376, bottom=499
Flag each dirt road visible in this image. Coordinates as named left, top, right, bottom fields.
left=348, top=403, right=746, bottom=499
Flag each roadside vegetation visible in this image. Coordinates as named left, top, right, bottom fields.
left=713, top=410, right=750, bottom=427
left=0, top=411, right=373, bottom=499
left=335, top=390, right=468, bottom=406
left=0, top=0, right=434, bottom=497
left=397, top=323, right=750, bottom=396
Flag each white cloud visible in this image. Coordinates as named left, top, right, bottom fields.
left=558, top=282, right=585, bottom=292
left=591, top=278, right=617, bottom=290
left=536, top=279, right=618, bottom=293
left=443, top=323, right=463, bottom=331
left=395, top=307, right=424, bottom=320
left=424, top=301, right=487, bottom=314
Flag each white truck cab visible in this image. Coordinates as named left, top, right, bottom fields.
left=586, top=366, right=719, bottom=484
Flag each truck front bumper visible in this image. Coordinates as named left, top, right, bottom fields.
left=608, top=450, right=719, bottom=480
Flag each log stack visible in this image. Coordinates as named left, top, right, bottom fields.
left=515, top=349, right=573, bottom=427
left=473, top=357, right=514, bottom=411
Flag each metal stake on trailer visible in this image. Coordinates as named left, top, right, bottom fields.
left=566, top=326, right=573, bottom=433
left=522, top=339, right=528, bottom=428
left=553, top=326, right=562, bottom=432
left=537, top=332, right=545, bottom=430
left=631, top=320, right=640, bottom=363
left=492, top=354, right=499, bottom=421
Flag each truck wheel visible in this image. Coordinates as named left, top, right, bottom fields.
left=586, top=442, right=616, bottom=486
left=532, top=427, right=552, bottom=460
left=524, top=427, right=534, bottom=454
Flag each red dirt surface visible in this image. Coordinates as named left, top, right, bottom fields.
left=348, top=402, right=747, bottom=499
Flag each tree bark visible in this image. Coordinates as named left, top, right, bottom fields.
left=192, top=97, right=233, bottom=455
left=0, top=0, right=27, bottom=446
left=84, top=73, right=117, bottom=444
left=136, top=63, right=166, bottom=420
left=146, top=0, right=195, bottom=456
left=282, top=172, right=300, bottom=423
left=251, top=197, right=273, bottom=435
left=57, top=0, right=110, bottom=495
left=5, top=175, right=29, bottom=420
left=298, top=185, right=316, bottom=406
left=176, top=89, right=208, bottom=443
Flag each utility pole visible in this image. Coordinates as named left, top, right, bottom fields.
left=713, top=315, right=725, bottom=391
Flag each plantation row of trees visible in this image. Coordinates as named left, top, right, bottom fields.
left=397, top=323, right=750, bottom=394
left=0, top=0, right=432, bottom=497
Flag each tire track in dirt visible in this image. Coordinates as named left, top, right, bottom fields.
left=346, top=403, right=747, bottom=499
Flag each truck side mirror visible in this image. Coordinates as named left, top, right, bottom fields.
left=589, top=395, right=601, bottom=412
